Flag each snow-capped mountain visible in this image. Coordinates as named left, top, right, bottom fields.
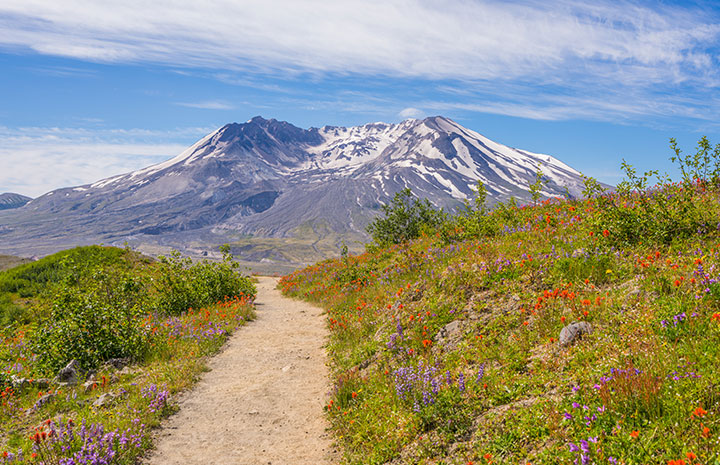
left=0, top=116, right=589, bottom=259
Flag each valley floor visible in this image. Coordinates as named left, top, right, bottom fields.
left=145, top=277, right=337, bottom=465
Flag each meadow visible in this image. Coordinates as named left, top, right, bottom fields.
left=281, top=140, right=720, bottom=464
left=0, top=245, right=255, bottom=464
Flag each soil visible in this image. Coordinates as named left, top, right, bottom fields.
left=146, top=276, right=338, bottom=464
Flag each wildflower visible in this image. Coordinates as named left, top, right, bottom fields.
left=686, top=452, right=697, bottom=460
left=701, top=424, right=710, bottom=438
left=630, top=430, right=639, bottom=439
left=692, top=406, right=708, bottom=418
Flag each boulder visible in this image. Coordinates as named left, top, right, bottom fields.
left=54, top=360, right=81, bottom=385
left=92, top=392, right=116, bottom=408
left=559, top=322, right=593, bottom=347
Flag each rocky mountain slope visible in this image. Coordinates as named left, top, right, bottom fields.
left=0, top=193, right=31, bottom=210
left=0, top=116, right=588, bottom=260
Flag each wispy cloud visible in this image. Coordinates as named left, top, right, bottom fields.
left=0, top=1, right=718, bottom=124
left=0, top=126, right=212, bottom=197
left=175, top=100, right=235, bottom=110
left=0, top=2, right=717, bottom=79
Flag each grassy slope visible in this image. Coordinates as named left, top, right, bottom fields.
left=281, top=191, right=720, bottom=464
left=0, top=246, right=256, bottom=463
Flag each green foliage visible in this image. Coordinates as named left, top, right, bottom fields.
left=280, top=138, right=720, bottom=464
left=31, top=267, right=150, bottom=373
left=366, top=188, right=445, bottom=247
left=551, top=254, right=616, bottom=286
left=528, top=166, right=547, bottom=206
left=0, top=293, right=29, bottom=328
left=587, top=139, right=719, bottom=246
left=151, top=249, right=256, bottom=316
left=440, top=182, right=499, bottom=242
left=0, top=245, right=133, bottom=298
left=669, top=135, right=720, bottom=185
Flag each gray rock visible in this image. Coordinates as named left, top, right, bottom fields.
left=92, top=392, right=116, bottom=408
left=10, top=375, right=29, bottom=390
left=33, top=378, right=52, bottom=389
left=118, top=366, right=137, bottom=376
left=437, top=320, right=463, bottom=344
left=9, top=376, right=49, bottom=390
left=559, top=322, right=593, bottom=347
left=54, top=360, right=81, bottom=385
left=104, top=358, right=130, bottom=370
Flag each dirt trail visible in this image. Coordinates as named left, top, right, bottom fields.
left=147, top=276, right=337, bottom=465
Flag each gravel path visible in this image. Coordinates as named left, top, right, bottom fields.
left=146, top=276, right=337, bottom=464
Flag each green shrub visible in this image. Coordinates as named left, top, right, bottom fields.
left=367, top=189, right=445, bottom=247
left=584, top=138, right=720, bottom=246
left=31, top=267, right=150, bottom=374
left=440, top=182, right=500, bottom=242
left=152, top=250, right=255, bottom=316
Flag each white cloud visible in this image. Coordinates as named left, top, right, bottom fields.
left=398, top=107, right=425, bottom=119
left=0, top=126, right=211, bottom=197
left=0, top=1, right=716, bottom=86
left=175, top=100, right=235, bottom=110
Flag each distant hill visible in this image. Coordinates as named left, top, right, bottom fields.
left=0, top=192, right=31, bottom=210
left=0, top=116, right=592, bottom=262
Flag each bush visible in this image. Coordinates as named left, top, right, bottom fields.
left=439, top=182, right=503, bottom=242
left=584, top=137, right=720, bottom=246
left=151, top=249, right=255, bottom=316
left=31, top=267, right=150, bottom=374
left=0, top=293, right=28, bottom=328
left=367, top=189, right=445, bottom=247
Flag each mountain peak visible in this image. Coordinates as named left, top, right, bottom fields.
left=0, top=116, right=590, bottom=261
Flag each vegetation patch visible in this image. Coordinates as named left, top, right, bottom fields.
left=281, top=138, right=720, bottom=464
left=0, top=245, right=255, bottom=463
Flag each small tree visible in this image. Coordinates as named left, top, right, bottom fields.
left=366, top=189, right=445, bottom=247
left=528, top=167, right=547, bottom=206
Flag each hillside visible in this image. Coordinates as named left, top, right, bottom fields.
left=0, top=245, right=256, bottom=463
left=0, top=193, right=31, bottom=211
left=280, top=157, right=720, bottom=464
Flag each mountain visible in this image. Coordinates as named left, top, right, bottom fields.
left=0, top=116, right=589, bottom=262
left=0, top=193, right=32, bottom=210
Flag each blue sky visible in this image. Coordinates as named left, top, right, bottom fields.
left=1, top=0, right=719, bottom=197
